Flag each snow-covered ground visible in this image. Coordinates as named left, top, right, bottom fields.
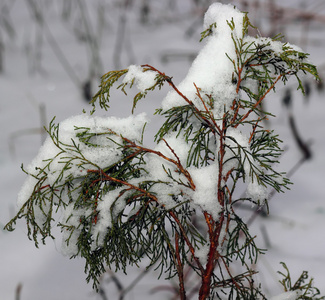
left=1, top=0, right=325, bottom=299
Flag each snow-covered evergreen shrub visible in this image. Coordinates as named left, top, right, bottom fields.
left=5, top=3, right=322, bottom=299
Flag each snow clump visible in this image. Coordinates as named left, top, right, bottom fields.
left=123, top=64, right=157, bottom=92
left=17, top=113, right=148, bottom=246
left=162, top=3, right=243, bottom=118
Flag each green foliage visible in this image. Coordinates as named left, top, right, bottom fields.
left=91, top=66, right=167, bottom=114
left=278, top=262, right=325, bottom=299
left=90, top=69, right=128, bottom=112
left=200, top=22, right=217, bottom=42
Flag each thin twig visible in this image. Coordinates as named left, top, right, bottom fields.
left=119, top=267, right=151, bottom=299
left=175, top=232, right=186, bottom=300
left=235, top=74, right=283, bottom=127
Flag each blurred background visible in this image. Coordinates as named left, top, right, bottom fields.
left=0, top=0, right=325, bottom=299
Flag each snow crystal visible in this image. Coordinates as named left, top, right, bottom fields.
left=246, top=180, right=268, bottom=204
left=226, top=128, right=249, bottom=149
left=145, top=152, right=185, bottom=210
left=90, top=187, right=130, bottom=249
left=195, top=243, right=210, bottom=265
left=142, top=133, right=193, bottom=209
left=270, top=291, right=301, bottom=300
left=123, top=65, right=157, bottom=92
left=145, top=151, right=174, bottom=183
left=61, top=228, right=80, bottom=256
left=159, top=132, right=191, bottom=166
left=151, top=184, right=184, bottom=210
left=188, top=163, right=222, bottom=220
left=161, top=3, right=244, bottom=117
left=60, top=204, right=93, bottom=256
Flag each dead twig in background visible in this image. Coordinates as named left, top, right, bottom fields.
left=25, top=0, right=82, bottom=91
left=15, top=283, right=22, bottom=300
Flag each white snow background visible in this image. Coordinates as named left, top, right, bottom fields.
left=1, top=0, right=325, bottom=299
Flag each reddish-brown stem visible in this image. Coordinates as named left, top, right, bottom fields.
left=166, top=77, right=194, bottom=106
left=199, top=214, right=224, bottom=300
left=169, top=210, right=205, bottom=275
left=175, top=232, right=186, bottom=300
left=36, top=184, right=50, bottom=192
left=199, top=117, right=228, bottom=299
left=193, top=83, right=222, bottom=135
left=87, top=169, right=153, bottom=199
left=230, top=100, right=242, bottom=125
left=203, top=211, right=214, bottom=239
left=249, top=118, right=260, bottom=144
left=236, top=64, right=243, bottom=94
left=223, top=167, right=235, bottom=183
left=92, top=188, right=101, bottom=224
left=221, top=256, right=241, bottom=289
left=36, top=184, right=60, bottom=193
left=142, top=64, right=194, bottom=107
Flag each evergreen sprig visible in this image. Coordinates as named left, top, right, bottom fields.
left=278, top=262, right=325, bottom=299
left=5, top=4, right=323, bottom=299
left=90, top=69, right=128, bottom=113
